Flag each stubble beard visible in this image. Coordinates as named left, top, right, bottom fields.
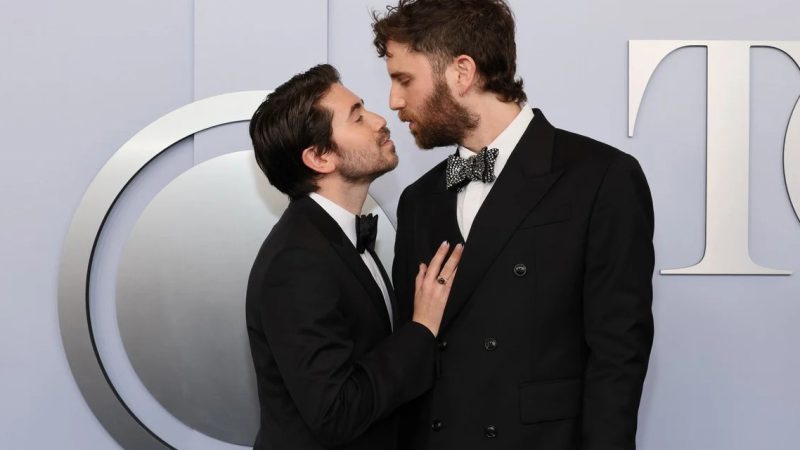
left=335, top=131, right=398, bottom=184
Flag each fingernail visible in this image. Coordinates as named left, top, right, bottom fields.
left=441, top=240, right=449, bottom=247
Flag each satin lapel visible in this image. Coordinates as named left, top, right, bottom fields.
left=298, top=197, right=393, bottom=334
left=440, top=109, right=564, bottom=332
left=367, top=248, right=398, bottom=329
left=425, top=153, right=465, bottom=247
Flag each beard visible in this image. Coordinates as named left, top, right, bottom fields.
left=400, top=78, right=479, bottom=149
left=335, top=127, right=398, bottom=184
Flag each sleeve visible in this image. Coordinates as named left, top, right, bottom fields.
left=581, top=153, right=655, bottom=450
left=257, top=245, right=435, bottom=447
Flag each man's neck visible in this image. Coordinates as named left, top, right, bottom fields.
left=460, top=97, right=522, bottom=153
left=314, top=178, right=369, bottom=216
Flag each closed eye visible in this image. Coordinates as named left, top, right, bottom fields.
left=391, top=72, right=412, bottom=87
left=349, top=99, right=365, bottom=122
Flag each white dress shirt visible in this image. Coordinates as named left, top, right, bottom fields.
left=309, top=192, right=394, bottom=329
left=456, top=105, right=535, bottom=239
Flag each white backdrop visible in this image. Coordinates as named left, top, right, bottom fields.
left=2, top=1, right=799, bottom=449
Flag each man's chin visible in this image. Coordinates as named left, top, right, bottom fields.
left=411, top=133, right=432, bottom=150
left=386, top=155, right=399, bottom=172
left=414, top=135, right=450, bottom=150
left=368, top=164, right=398, bottom=182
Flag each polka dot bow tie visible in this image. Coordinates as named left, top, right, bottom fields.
left=445, top=147, right=499, bottom=192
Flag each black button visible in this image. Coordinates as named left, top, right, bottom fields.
left=437, top=340, right=448, bottom=351
left=484, top=338, right=497, bottom=351
left=484, top=425, right=497, bottom=438
left=432, top=419, right=444, bottom=431
left=513, top=263, right=527, bottom=277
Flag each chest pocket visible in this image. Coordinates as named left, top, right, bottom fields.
left=518, top=202, right=572, bottom=229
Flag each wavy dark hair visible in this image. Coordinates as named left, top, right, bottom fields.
left=372, top=0, right=526, bottom=104
left=249, top=64, right=340, bottom=199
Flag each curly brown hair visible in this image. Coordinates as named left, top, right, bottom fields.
left=372, top=0, right=526, bottom=104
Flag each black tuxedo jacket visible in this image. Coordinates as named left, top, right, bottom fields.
left=393, top=109, right=655, bottom=450
left=246, top=196, right=436, bottom=450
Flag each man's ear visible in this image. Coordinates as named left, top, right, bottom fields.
left=301, top=146, right=336, bottom=174
left=451, top=54, right=478, bottom=96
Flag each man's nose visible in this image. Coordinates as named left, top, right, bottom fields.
left=368, top=111, right=387, bottom=130
left=389, top=86, right=406, bottom=111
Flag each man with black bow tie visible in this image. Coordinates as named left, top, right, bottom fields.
left=372, top=1, right=655, bottom=449
left=246, top=64, right=463, bottom=450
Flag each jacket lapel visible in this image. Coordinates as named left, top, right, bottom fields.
left=440, top=109, right=564, bottom=332
left=367, top=248, right=398, bottom=329
left=297, top=197, right=393, bottom=334
left=429, top=173, right=464, bottom=245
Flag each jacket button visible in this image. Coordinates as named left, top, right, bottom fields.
left=431, top=419, right=444, bottom=431
left=437, top=340, right=448, bottom=351
left=484, top=338, right=497, bottom=351
left=513, top=263, right=527, bottom=277
left=484, top=425, right=497, bottom=438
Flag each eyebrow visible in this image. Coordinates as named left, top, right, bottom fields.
left=349, top=99, right=364, bottom=119
left=390, top=72, right=411, bottom=80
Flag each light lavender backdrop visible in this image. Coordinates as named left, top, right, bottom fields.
left=2, top=1, right=799, bottom=449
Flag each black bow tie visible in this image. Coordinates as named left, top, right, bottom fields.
left=355, top=213, right=378, bottom=254
left=445, top=147, right=499, bottom=191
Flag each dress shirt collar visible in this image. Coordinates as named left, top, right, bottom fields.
left=457, top=104, right=535, bottom=178
left=308, top=192, right=359, bottom=248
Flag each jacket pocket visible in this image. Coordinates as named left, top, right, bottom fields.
left=519, top=377, right=582, bottom=423
left=518, top=203, right=572, bottom=229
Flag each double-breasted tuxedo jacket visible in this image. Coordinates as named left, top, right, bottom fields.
left=246, top=196, right=436, bottom=450
left=392, top=109, right=655, bottom=450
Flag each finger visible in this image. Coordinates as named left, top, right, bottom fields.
left=437, top=243, right=464, bottom=280
left=415, top=263, right=426, bottom=292
left=424, top=241, right=451, bottom=284
left=442, top=267, right=458, bottom=294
